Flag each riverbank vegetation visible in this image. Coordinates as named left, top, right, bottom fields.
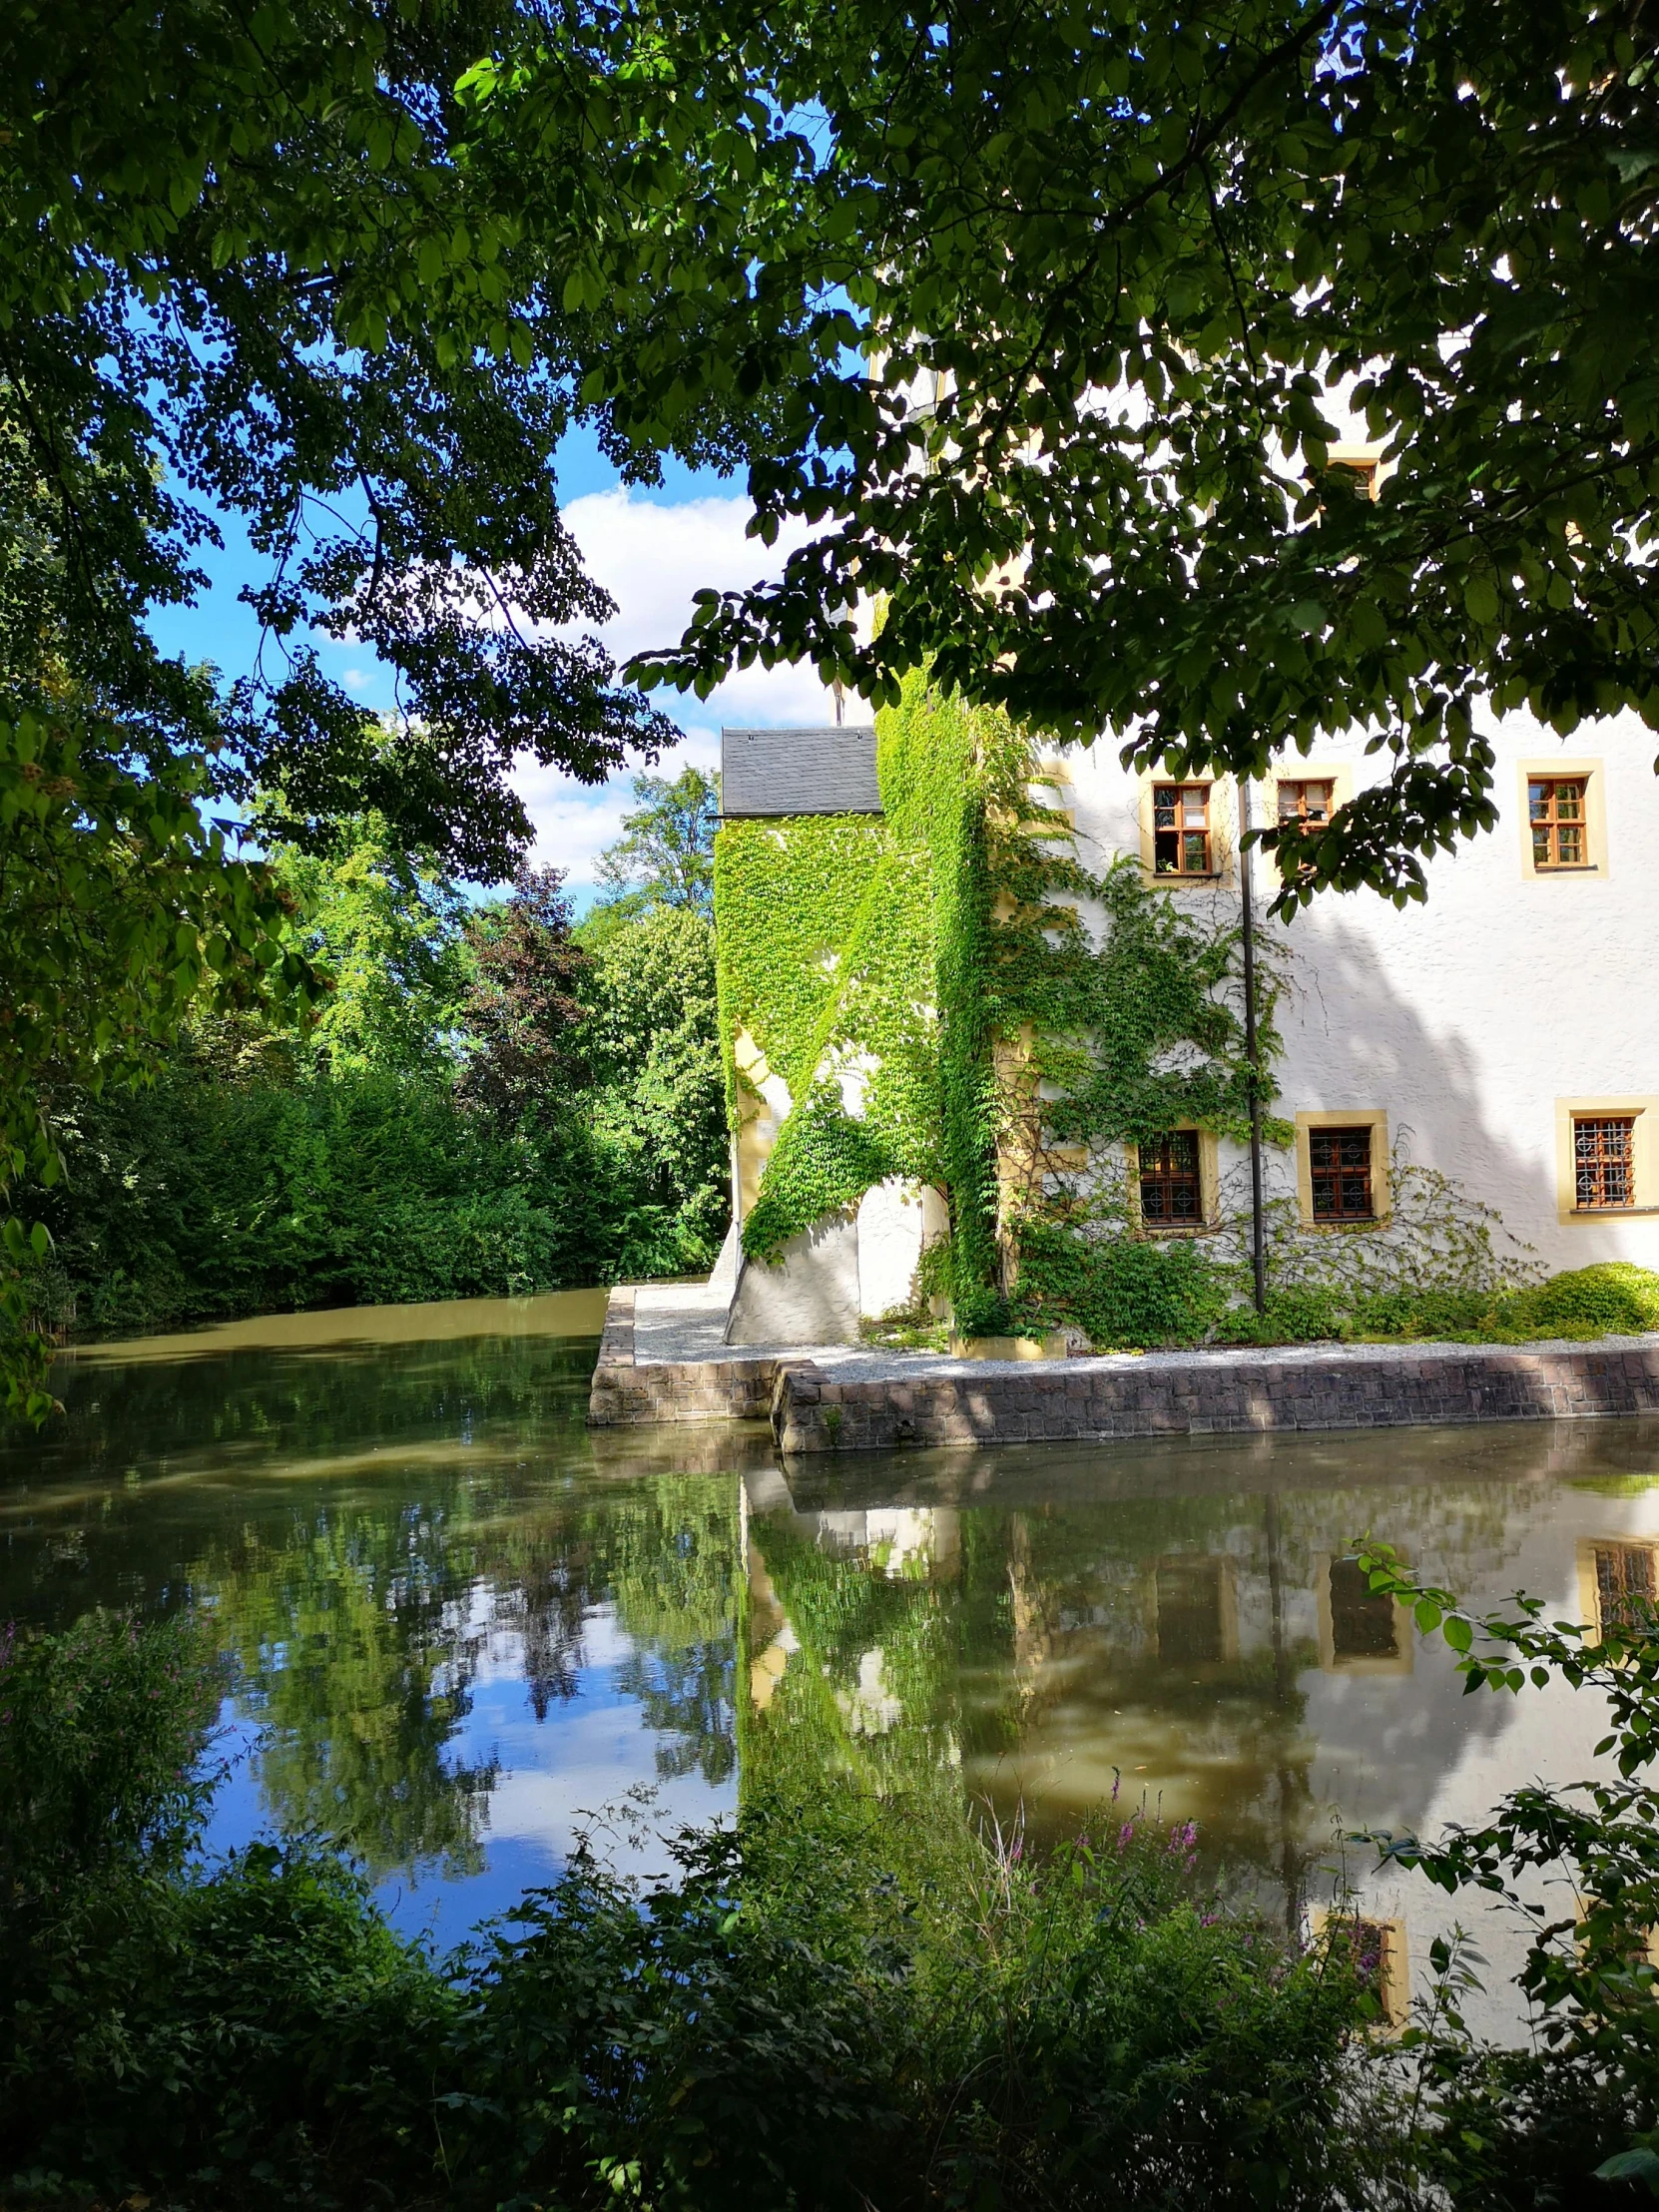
left=3, top=1562, right=1657, bottom=2211
left=20, top=772, right=728, bottom=1345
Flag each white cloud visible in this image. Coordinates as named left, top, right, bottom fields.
left=513, top=488, right=850, bottom=892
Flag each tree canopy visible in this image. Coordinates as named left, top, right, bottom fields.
left=470, top=0, right=1659, bottom=906
left=8, top=1, right=1654, bottom=903
left=592, top=767, right=720, bottom=922
left=0, top=0, right=712, bottom=874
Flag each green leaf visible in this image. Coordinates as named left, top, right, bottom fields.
left=1596, top=2147, right=1659, bottom=2193
left=1462, top=574, right=1500, bottom=626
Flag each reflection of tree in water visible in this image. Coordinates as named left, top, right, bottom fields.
left=506, top=1554, right=595, bottom=1719
left=197, top=1470, right=741, bottom=1882
left=618, top=1642, right=736, bottom=1784
left=212, top=1503, right=501, bottom=1880
left=8, top=1330, right=601, bottom=1494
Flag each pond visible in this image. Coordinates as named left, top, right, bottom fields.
left=5, top=1293, right=1656, bottom=2036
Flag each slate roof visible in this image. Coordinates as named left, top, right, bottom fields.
left=720, top=726, right=882, bottom=818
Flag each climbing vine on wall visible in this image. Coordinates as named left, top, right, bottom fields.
left=714, top=675, right=1277, bottom=1339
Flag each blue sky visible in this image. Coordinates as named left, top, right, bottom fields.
left=145, top=426, right=841, bottom=906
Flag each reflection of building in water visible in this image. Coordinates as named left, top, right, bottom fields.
left=1155, top=1555, right=1239, bottom=1666
left=1579, top=1536, right=1658, bottom=1636
left=742, top=1423, right=1659, bottom=2044
left=1315, top=1556, right=1412, bottom=1677
left=1310, top=1908, right=1410, bottom=2030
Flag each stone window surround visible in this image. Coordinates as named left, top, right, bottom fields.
left=1126, top=1125, right=1222, bottom=1235
left=1136, top=770, right=1236, bottom=885
left=1555, top=1094, right=1659, bottom=1224
left=1294, top=1108, right=1391, bottom=1231
left=1262, top=757, right=1356, bottom=869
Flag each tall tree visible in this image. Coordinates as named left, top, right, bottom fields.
left=275, top=814, right=472, bottom=1076
left=592, top=767, right=721, bottom=922
left=1, top=711, right=318, bottom=1413
left=0, top=0, right=701, bottom=872
left=460, top=866, right=588, bottom=1126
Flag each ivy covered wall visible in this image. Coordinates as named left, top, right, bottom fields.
left=713, top=677, right=1276, bottom=1340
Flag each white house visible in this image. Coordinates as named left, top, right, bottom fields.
left=1056, top=705, right=1659, bottom=1275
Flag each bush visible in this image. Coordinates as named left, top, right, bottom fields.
left=37, top=1053, right=725, bottom=1340
left=1013, top=1222, right=1228, bottom=1348
left=1, top=1617, right=1375, bottom=2212
left=1211, top=1285, right=1354, bottom=1346
left=0, top=1611, right=220, bottom=1899
left=1504, top=1262, right=1659, bottom=1340
left=1210, top=1268, right=1659, bottom=1350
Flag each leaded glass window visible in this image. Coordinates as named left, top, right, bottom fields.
left=1139, top=1131, right=1202, bottom=1225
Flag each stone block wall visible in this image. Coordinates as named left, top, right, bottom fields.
left=587, top=1286, right=777, bottom=1426
left=768, top=1343, right=1659, bottom=1453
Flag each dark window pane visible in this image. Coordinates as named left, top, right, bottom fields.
left=1157, top=1558, right=1224, bottom=1665
left=1140, top=1130, right=1203, bottom=1228
left=1309, top=1127, right=1375, bottom=1218
left=1573, top=1117, right=1635, bottom=1210
left=1330, top=1558, right=1397, bottom=1659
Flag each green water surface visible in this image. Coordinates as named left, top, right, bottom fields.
left=4, top=1296, right=1655, bottom=2024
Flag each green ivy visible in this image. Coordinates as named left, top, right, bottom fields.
left=738, top=1092, right=898, bottom=1267
left=715, top=675, right=1274, bottom=1337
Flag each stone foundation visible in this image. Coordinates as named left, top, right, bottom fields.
left=587, top=1287, right=777, bottom=1426
left=586, top=1288, right=1659, bottom=1452
left=768, top=1343, right=1659, bottom=1452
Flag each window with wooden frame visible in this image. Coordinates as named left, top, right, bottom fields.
left=1335, top=459, right=1378, bottom=501
left=1152, top=783, right=1214, bottom=875
left=1139, top=1131, right=1202, bottom=1227
left=1574, top=1115, right=1636, bottom=1211
left=1278, top=780, right=1335, bottom=833
left=1309, top=1125, right=1376, bottom=1221
left=1529, top=777, right=1591, bottom=869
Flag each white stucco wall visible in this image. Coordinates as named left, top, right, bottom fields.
left=1059, top=709, right=1659, bottom=1273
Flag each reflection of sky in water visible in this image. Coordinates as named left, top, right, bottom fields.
left=202, top=1601, right=736, bottom=1954
left=8, top=1302, right=1659, bottom=2033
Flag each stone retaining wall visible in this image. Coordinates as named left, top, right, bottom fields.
left=585, top=1288, right=1659, bottom=1451
left=769, top=1343, right=1659, bottom=1452
left=587, top=1288, right=777, bottom=1426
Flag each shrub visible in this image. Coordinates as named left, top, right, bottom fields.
left=1, top=1615, right=1377, bottom=2212
left=0, top=1611, right=220, bottom=1898
left=1013, top=1221, right=1228, bottom=1348
left=1211, top=1285, right=1354, bottom=1346
left=1504, top=1262, right=1659, bottom=1340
